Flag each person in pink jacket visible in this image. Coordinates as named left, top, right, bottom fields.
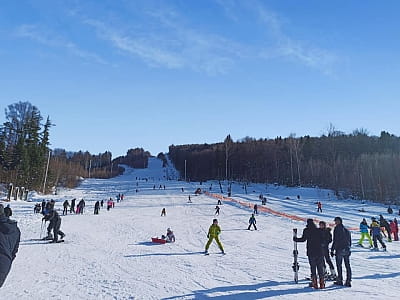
left=389, top=220, right=399, bottom=241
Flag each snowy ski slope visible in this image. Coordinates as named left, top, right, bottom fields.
left=0, top=157, right=399, bottom=299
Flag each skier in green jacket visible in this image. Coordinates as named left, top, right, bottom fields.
left=205, top=219, right=224, bottom=254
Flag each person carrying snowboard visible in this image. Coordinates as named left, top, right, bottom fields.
left=319, top=221, right=336, bottom=280
left=205, top=219, right=224, bottom=255
left=247, top=214, right=257, bottom=230
left=293, top=219, right=325, bottom=289
left=358, top=218, right=373, bottom=248
left=331, top=217, right=352, bottom=287
left=370, top=217, right=386, bottom=251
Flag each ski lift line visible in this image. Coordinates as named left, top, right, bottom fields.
left=204, top=191, right=358, bottom=231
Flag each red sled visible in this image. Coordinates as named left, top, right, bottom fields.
left=151, top=237, right=166, bottom=244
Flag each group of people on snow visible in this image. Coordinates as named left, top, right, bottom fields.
left=294, top=217, right=351, bottom=289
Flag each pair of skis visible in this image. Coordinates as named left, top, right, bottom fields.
left=292, top=228, right=299, bottom=283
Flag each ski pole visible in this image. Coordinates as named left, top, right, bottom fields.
left=40, top=219, right=44, bottom=239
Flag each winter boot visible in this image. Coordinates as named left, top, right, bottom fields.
left=311, top=277, right=318, bottom=289
left=319, top=278, right=325, bottom=289
left=344, top=280, right=351, bottom=287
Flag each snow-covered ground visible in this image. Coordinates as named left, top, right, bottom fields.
left=1, top=157, right=399, bottom=299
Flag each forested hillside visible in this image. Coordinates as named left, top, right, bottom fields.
left=169, top=131, right=400, bottom=204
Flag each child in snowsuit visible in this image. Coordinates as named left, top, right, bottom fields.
left=43, top=208, right=65, bottom=243
left=162, top=228, right=175, bottom=243
left=248, top=214, right=257, bottom=230
left=358, top=218, right=373, bottom=247
left=205, top=219, right=224, bottom=254
left=370, top=218, right=386, bottom=250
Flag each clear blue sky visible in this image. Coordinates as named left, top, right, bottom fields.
left=1, top=0, right=399, bottom=157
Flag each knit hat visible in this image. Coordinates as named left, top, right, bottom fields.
left=0, top=204, right=4, bottom=216
left=334, top=216, right=342, bottom=223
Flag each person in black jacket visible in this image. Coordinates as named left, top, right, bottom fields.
left=94, top=201, right=100, bottom=215
left=379, top=215, right=392, bottom=242
left=4, top=205, right=12, bottom=218
left=43, top=208, right=65, bottom=242
left=319, top=221, right=336, bottom=279
left=70, top=198, right=76, bottom=214
left=294, top=219, right=325, bottom=289
left=331, top=216, right=352, bottom=287
left=0, top=204, right=21, bottom=287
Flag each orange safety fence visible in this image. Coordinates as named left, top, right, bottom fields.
left=204, top=191, right=359, bottom=231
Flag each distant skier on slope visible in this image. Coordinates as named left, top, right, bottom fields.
left=70, top=198, right=76, bottom=214
left=247, top=214, right=257, bottom=230
left=253, top=204, right=258, bottom=215
left=215, top=206, right=220, bottom=216
left=205, top=219, right=224, bottom=255
left=161, top=208, right=166, bottom=216
left=94, top=201, right=100, bottom=215
left=317, top=201, right=322, bottom=213
left=293, top=219, right=325, bottom=289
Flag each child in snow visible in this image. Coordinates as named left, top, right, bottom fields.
left=248, top=214, right=257, bottom=230
left=162, top=228, right=175, bottom=243
left=161, top=208, right=166, bottom=216
left=358, top=218, right=373, bottom=248
left=317, top=201, right=322, bottom=213
left=370, top=217, right=386, bottom=251
left=205, top=219, right=224, bottom=254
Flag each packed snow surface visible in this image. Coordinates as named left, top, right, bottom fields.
left=1, top=158, right=399, bottom=299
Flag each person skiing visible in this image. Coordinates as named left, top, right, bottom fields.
left=370, top=217, right=386, bottom=250
left=94, top=201, right=100, bottom=215
left=215, top=205, right=220, bottom=216
left=317, top=201, right=322, bottom=213
left=70, top=198, right=76, bottom=214
left=379, top=215, right=392, bottom=242
left=62, top=200, right=70, bottom=215
left=43, top=207, right=65, bottom=243
left=4, top=205, right=12, bottom=218
left=319, top=221, right=336, bottom=280
left=293, top=219, right=325, bottom=289
left=0, top=204, right=21, bottom=288
left=248, top=214, right=257, bottom=230
left=217, top=199, right=222, bottom=205
left=205, top=219, right=224, bottom=255
left=162, top=228, right=175, bottom=243
left=331, top=217, right=352, bottom=287
left=161, top=208, right=166, bottom=216
left=358, top=218, right=373, bottom=248
left=253, top=204, right=258, bottom=215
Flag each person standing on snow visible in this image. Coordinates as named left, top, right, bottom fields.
left=247, top=214, right=257, bottom=230
left=205, top=219, right=224, bottom=255
left=319, top=221, right=336, bottom=279
left=379, top=215, right=392, bottom=242
left=317, top=201, right=322, bottom=213
left=253, top=204, right=258, bottom=215
left=331, top=217, right=352, bottom=287
left=43, top=207, right=65, bottom=243
left=392, top=218, right=399, bottom=241
left=358, top=218, right=373, bottom=248
left=161, top=208, right=166, bottom=216
left=70, top=198, right=76, bottom=214
left=215, top=205, right=220, bottom=216
left=294, top=219, right=325, bottom=289
left=62, top=200, right=70, bottom=215
left=370, top=217, right=386, bottom=250
left=94, top=201, right=100, bottom=215
left=0, top=204, right=20, bottom=288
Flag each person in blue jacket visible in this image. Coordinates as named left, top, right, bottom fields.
left=358, top=218, right=373, bottom=247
